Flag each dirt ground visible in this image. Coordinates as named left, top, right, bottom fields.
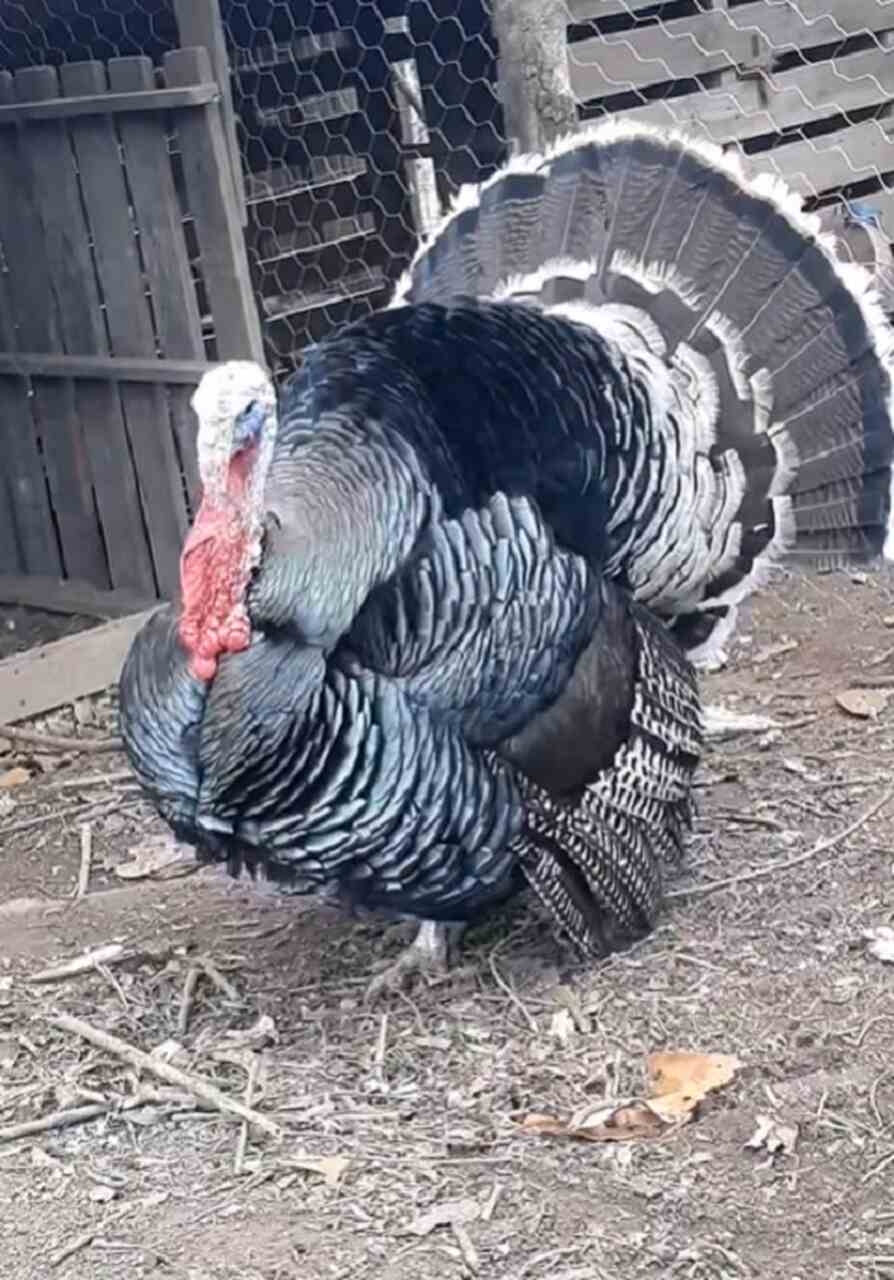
left=1, top=568, right=894, bottom=1280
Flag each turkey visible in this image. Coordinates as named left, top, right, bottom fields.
left=120, top=120, right=894, bottom=990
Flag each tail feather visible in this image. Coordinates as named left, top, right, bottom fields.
left=391, top=120, right=894, bottom=663
left=514, top=596, right=702, bottom=958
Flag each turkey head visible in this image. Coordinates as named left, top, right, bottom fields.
left=178, top=361, right=277, bottom=681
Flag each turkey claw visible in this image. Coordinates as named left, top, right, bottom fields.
left=363, top=921, right=463, bottom=1004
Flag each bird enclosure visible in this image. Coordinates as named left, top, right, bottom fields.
left=0, top=0, right=893, bottom=679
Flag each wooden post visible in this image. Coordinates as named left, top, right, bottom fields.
left=392, top=58, right=441, bottom=237
left=165, top=47, right=264, bottom=363
left=491, top=0, right=578, bottom=155
left=173, top=0, right=247, bottom=224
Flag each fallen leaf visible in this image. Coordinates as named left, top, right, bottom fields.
left=549, top=1008, right=577, bottom=1047
left=115, top=839, right=193, bottom=880
left=408, top=1197, right=480, bottom=1237
left=517, top=1051, right=741, bottom=1145
left=646, top=1051, right=741, bottom=1121
left=864, top=926, right=894, bottom=964
left=517, top=1102, right=666, bottom=1144
left=836, top=689, right=889, bottom=720
left=219, top=1014, right=278, bottom=1051
left=285, top=1154, right=349, bottom=1187
left=745, top=1114, right=798, bottom=1156
left=0, top=766, right=30, bottom=790
left=89, top=1185, right=117, bottom=1203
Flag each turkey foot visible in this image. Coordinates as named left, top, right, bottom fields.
left=364, top=920, right=467, bottom=1003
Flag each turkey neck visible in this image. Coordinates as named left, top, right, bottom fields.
left=253, top=409, right=438, bottom=650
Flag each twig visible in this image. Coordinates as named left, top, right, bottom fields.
left=0, top=724, right=122, bottom=754
left=373, top=1012, right=388, bottom=1078
left=49, top=1207, right=130, bottom=1269
left=0, top=1090, right=194, bottom=1146
left=670, top=781, right=894, bottom=900
left=234, top=1052, right=263, bottom=1175
left=51, top=769, right=133, bottom=792
left=29, top=944, right=126, bottom=983
left=487, top=942, right=538, bottom=1033
left=198, top=956, right=242, bottom=1002
left=452, top=1222, right=480, bottom=1273
left=50, top=1229, right=98, bottom=1269
left=177, top=965, right=201, bottom=1038
left=75, top=823, right=92, bottom=898
left=0, top=1102, right=109, bottom=1145
left=49, top=1013, right=281, bottom=1137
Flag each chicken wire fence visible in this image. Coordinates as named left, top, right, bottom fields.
left=2, top=0, right=894, bottom=374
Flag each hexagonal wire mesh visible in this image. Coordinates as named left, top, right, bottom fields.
left=2, top=0, right=894, bottom=377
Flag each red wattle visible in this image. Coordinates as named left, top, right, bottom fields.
left=178, top=461, right=258, bottom=680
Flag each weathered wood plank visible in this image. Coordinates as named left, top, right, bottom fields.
left=173, top=0, right=247, bottom=223
left=744, top=118, right=894, bottom=199
left=0, top=81, right=218, bottom=122
left=0, top=575, right=156, bottom=619
left=19, top=64, right=156, bottom=598
left=62, top=61, right=188, bottom=599
left=0, top=610, right=157, bottom=726
left=569, top=0, right=894, bottom=101
left=109, top=60, right=206, bottom=365
left=13, top=67, right=113, bottom=588
left=0, top=74, right=62, bottom=577
left=568, top=0, right=657, bottom=19
left=615, top=45, right=894, bottom=144
left=0, top=354, right=210, bottom=383
left=110, top=57, right=206, bottom=512
left=165, top=47, right=263, bottom=362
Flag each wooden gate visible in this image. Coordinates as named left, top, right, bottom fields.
left=0, top=45, right=262, bottom=607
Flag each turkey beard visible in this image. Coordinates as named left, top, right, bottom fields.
left=178, top=444, right=264, bottom=681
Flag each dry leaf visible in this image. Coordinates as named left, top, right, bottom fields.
left=408, top=1197, right=480, bottom=1237
left=836, top=688, right=889, bottom=720
left=219, top=1014, right=278, bottom=1051
left=517, top=1101, right=666, bottom=1143
left=746, top=1114, right=798, bottom=1157
left=549, top=1008, right=576, bottom=1047
left=0, top=766, right=30, bottom=790
left=647, top=1051, right=741, bottom=1121
left=286, top=1154, right=349, bottom=1187
left=518, top=1050, right=741, bottom=1145
left=115, top=839, right=192, bottom=880
left=864, top=926, right=894, bottom=964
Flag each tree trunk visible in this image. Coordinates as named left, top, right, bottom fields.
left=492, top=0, right=579, bottom=155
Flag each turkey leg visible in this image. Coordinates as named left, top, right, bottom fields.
left=364, top=920, right=467, bottom=1002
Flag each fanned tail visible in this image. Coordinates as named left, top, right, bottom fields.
left=516, top=599, right=702, bottom=957
left=391, top=120, right=894, bottom=664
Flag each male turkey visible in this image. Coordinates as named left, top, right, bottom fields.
left=120, top=121, right=894, bottom=991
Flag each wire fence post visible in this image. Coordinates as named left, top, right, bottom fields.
left=492, top=0, right=578, bottom=155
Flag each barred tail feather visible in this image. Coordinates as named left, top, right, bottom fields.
left=515, top=598, right=702, bottom=957
left=391, top=120, right=894, bottom=662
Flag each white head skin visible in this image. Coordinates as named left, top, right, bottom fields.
left=178, top=361, right=279, bottom=679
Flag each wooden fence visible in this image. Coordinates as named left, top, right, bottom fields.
left=0, top=45, right=261, bottom=605
left=567, top=1, right=894, bottom=228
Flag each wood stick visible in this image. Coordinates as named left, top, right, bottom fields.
left=29, top=944, right=126, bottom=983
left=0, top=725, right=122, bottom=754
left=49, top=1013, right=281, bottom=1137
left=75, top=822, right=92, bottom=898
left=234, top=1052, right=263, bottom=1175
left=0, top=1102, right=109, bottom=1145
left=670, top=780, right=894, bottom=900
left=177, top=965, right=201, bottom=1038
